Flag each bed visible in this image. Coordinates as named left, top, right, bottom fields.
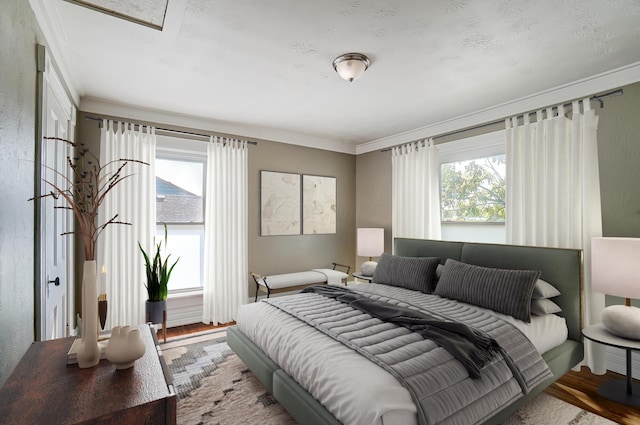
left=228, top=238, right=584, bottom=425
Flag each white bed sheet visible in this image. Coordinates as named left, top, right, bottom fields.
left=236, top=290, right=568, bottom=425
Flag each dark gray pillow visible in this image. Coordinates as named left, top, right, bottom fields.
left=372, top=253, right=440, bottom=293
left=434, top=259, right=541, bottom=322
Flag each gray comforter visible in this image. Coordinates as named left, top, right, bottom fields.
left=265, top=283, right=552, bottom=425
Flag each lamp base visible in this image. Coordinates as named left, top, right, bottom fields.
left=602, top=305, right=640, bottom=340
left=361, top=261, right=377, bottom=277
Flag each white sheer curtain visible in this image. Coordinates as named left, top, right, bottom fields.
left=202, top=136, right=248, bottom=325
left=98, top=120, right=156, bottom=328
left=505, top=99, right=606, bottom=373
left=392, top=139, right=442, bottom=243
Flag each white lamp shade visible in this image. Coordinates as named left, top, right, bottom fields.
left=591, top=237, right=640, bottom=299
left=357, top=228, right=384, bottom=258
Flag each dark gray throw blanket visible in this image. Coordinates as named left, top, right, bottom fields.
left=302, top=284, right=500, bottom=379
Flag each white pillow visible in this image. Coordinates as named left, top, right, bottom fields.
left=531, top=298, right=562, bottom=316
left=532, top=279, right=561, bottom=299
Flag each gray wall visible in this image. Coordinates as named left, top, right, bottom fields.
left=355, top=150, right=392, bottom=270
left=75, top=114, right=357, bottom=300
left=0, top=0, right=41, bottom=386
left=596, top=82, right=640, bottom=238
left=355, top=83, right=640, bottom=306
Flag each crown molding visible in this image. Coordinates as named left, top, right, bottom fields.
left=356, top=61, right=640, bottom=155
left=80, top=98, right=356, bottom=154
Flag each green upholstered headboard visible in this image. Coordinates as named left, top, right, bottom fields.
left=394, top=238, right=584, bottom=342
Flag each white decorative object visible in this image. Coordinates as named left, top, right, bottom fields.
left=106, top=326, right=146, bottom=369
left=357, top=228, right=384, bottom=277
left=602, top=305, right=640, bottom=340
left=76, top=260, right=101, bottom=369
left=361, top=261, right=377, bottom=277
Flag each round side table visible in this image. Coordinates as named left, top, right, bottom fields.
left=582, top=324, right=640, bottom=407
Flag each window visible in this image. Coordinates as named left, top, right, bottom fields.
left=155, top=136, right=207, bottom=292
left=437, top=130, right=506, bottom=243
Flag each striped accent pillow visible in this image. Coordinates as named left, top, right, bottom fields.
left=434, top=259, right=541, bottom=322
left=372, top=253, right=441, bottom=293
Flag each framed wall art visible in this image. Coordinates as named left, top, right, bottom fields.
left=260, top=171, right=301, bottom=236
left=302, top=174, right=336, bottom=235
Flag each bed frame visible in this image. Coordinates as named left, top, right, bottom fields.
left=228, top=238, right=584, bottom=425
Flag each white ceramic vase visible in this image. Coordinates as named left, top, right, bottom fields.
left=77, top=260, right=101, bottom=368
left=106, top=326, right=146, bottom=370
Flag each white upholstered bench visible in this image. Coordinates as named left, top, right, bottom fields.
left=251, top=262, right=351, bottom=302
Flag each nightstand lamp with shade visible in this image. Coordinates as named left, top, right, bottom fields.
left=591, top=237, right=640, bottom=340
left=357, top=228, right=384, bottom=277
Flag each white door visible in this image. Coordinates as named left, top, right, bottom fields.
left=38, top=46, right=75, bottom=340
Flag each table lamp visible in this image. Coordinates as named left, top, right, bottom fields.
left=357, top=228, right=384, bottom=276
left=591, top=237, right=640, bottom=340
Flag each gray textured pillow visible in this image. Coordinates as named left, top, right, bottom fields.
left=531, top=298, right=562, bottom=316
left=532, top=279, right=561, bottom=300
left=434, top=259, right=541, bottom=322
left=372, top=253, right=440, bottom=293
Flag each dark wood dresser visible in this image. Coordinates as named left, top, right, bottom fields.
left=0, top=324, right=176, bottom=424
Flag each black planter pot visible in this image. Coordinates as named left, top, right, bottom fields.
left=145, top=300, right=167, bottom=324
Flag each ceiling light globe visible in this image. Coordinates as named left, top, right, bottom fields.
left=333, top=53, right=370, bottom=82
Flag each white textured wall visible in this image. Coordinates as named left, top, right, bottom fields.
left=0, top=0, right=40, bottom=386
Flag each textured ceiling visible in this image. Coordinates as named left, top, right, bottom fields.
left=34, top=0, right=640, bottom=149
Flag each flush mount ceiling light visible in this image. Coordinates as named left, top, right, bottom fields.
left=333, top=53, right=370, bottom=82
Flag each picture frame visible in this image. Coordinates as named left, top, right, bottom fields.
left=302, top=174, right=336, bottom=235
left=260, top=171, right=301, bottom=236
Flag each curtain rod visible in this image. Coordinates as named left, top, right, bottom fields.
left=380, top=88, right=623, bottom=153
left=82, top=115, right=258, bottom=145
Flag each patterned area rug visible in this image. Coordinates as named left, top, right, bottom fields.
left=161, top=331, right=615, bottom=425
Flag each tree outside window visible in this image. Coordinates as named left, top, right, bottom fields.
left=440, top=154, right=505, bottom=222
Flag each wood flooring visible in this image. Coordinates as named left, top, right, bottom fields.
left=166, top=323, right=639, bottom=424
left=548, top=367, right=640, bottom=424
